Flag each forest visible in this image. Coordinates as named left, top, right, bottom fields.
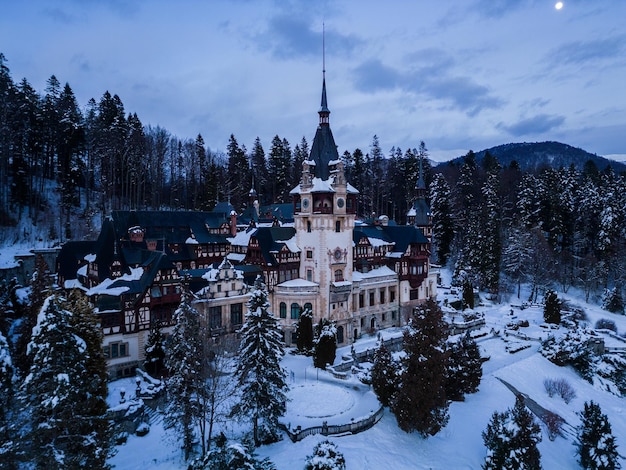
left=1, top=52, right=625, bottom=307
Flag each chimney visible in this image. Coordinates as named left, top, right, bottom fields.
left=230, top=210, right=237, bottom=236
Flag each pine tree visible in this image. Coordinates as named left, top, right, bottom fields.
left=510, top=396, right=542, bottom=469
left=164, top=286, right=205, bottom=461
left=481, top=170, right=501, bottom=293
left=304, top=439, right=346, bottom=470
left=20, top=295, right=111, bottom=469
left=483, top=410, right=514, bottom=469
left=446, top=332, right=482, bottom=401
left=482, top=396, right=542, bottom=469
left=189, top=433, right=275, bottom=470
left=391, top=299, right=449, bottom=436
left=231, top=277, right=288, bottom=446
left=602, top=288, right=625, bottom=314
left=430, top=173, right=454, bottom=265
left=543, top=289, right=561, bottom=324
left=62, top=290, right=111, bottom=468
left=370, top=343, right=400, bottom=407
left=0, top=329, right=14, bottom=464
left=577, top=401, right=620, bottom=470
left=295, top=307, right=314, bottom=354
left=313, top=318, right=337, bottom=370
left=144, top=320, right=166, bottom=376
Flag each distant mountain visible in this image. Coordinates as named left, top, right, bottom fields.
left=438, top=141, right=626, bottom=173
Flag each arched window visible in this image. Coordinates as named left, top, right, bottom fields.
left=334, top=269, right=343, bottom=282
left=279, top=302, right=287, bottom=319
left=304, top=302, right=313, bottom=313
left=370, top=317, right=376, bottom=329
left=337, top=326, right=344, bottom=343
left=290, top=303, right=300, bottom=319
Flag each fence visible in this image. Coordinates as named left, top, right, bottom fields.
left=281, top=406, right=384, bottom=442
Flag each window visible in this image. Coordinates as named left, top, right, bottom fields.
left=390, top=289, right=396, bottom=303
left=307, top=269, right=313, bottom=282
left=410, top=289, right=419, bottom=300
left=291, top=303, right=300, bottom=319
left=209, top=306, right=222, bottom=329
left=382, top=313, right=386, bottom=322
left=291, top=332, right=298, bottom=344
left=306, top=250, right=313, bottom=259
left=280, top=302, right=287, bottom=319
left=379, top=289, right=385, bottom=304
left=335, top=220, right=341, bottom=233
left=369, top=291, right=375, bottom=306
left=104, top=342, right=129, bottom=359
left=360, top=317, right=365, bottom=327
left=359, top=293, right=364, bottom=308
left=334, top=269, right=343, bottom=282
left=217, top=284, right=222, bottom=292
left=230, top=303, right=243, bottom=325
left=307, top=220, right=311, bottom=233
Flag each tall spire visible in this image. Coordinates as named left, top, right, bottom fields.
left=309, top=22, right=339, bottom=180
left=319, top=23, right=330, bottom=124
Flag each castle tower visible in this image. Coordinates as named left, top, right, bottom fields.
left=289, top=68, right=358, bottom=327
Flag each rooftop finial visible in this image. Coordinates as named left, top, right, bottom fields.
left=322, top=22, right=326, bottom=79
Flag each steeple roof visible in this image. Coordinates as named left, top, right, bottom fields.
left=309, top=75, right=340, bottom=180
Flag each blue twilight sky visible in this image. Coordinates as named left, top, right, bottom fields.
left=1, top=0, right=625, bottom=162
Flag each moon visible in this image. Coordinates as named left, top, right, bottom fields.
left=555, top=2, right=564, bottom=10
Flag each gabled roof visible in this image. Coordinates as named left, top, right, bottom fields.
left=57, top=240, right=98, bottom=281
left=252, top=227, right=298, bottom=265
left=353, top=224, right=428, bottom=255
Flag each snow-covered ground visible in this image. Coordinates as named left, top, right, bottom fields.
left=107, top=279, right=626, bottom=469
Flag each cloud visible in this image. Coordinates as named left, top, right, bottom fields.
left=498, top=114, right=565, bottom=136
left=352, top=59, right=401, bottom=92
left=470, top=0, right=531, bottom=19
left=255, top=14, right=361, bottom=60
left=352, top=53, right=503, bottom=116
left=546, top=35, right=626, bottom=67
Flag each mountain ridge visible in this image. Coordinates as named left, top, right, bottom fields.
left=437, top=141, right=626, bottom=173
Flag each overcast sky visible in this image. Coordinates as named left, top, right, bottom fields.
left=1, top=0, right=625, bottom=162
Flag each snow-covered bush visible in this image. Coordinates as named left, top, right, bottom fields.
left=541, top=329, right=594, bottom=380
left=304, top=440, right=346, bottom=470
left=595, top=318, right=617, bottom=332
left=576, top=401, right=620, bottom=469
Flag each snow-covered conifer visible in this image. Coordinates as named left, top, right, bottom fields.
left=231, top=277, right=288, bottom=446
left=543, top=289, right=561, bottom=324
left=295, top=307, right=314, bottom=354
left=577, top=401, right=620, bottom=470
left=602, top=288, right=624, bottom=315
left=446, top=331, right=482, bottom=401
left=144, top=319, right=166, bottom=376
left=164, top=285, right=205, bottom=461
left=304, top=439, right=346, bottom=470
left=391, top=299, right=449, bottom=436
left=20, top=294, right=110, bottom=468
left=370, top=343, right=400, bottom=407
left=313, top=318, right=337, bottom=370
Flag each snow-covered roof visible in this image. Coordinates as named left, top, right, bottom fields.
left=86, top=266, right=144, bottom=296
left=290, top=177, right=359, bottom=195
left=64, top=279, right=87, bottom=291
left=352, top=266, right=397, bottom=281
left=367, top=237, right=395, bottom=248
left=332, top=280, right=352, bottom=287
left=77, top=264, right=87, bottom=277
left=276, top=278, right=318, bottom=288
left=84, top=253, right=96, bottom=262
left=227, top=228, right=257, bottom=247
left=227, top=253, right=246, bottom=262
left=185, top=237, right=198, bottom=244
left=276, top=236, right=300, bottom=253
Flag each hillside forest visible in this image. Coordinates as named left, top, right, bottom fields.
left=1, top=54, right=625, bottom=307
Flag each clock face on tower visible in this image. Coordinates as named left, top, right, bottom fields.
left=337, top=197, right=345, bottom=209
left=334, top=248, right=343, bottom=261
left=302, top=198, right=309, bottom=209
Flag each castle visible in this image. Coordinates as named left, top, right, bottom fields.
left=57, top=72, right=437, bottom=377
